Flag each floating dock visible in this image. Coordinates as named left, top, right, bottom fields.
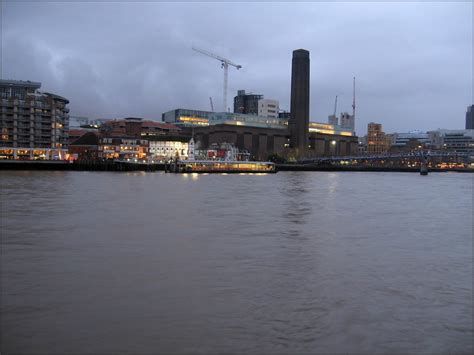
left=166, top=160, right=276, bottom=174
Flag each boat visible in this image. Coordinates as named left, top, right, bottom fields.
left=420, top=162, right=428, bottom=175
left=167, top=160, right=276, bottom=174
left=420, top=154, right=429, bottom=175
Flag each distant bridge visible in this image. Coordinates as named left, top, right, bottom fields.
left=299, top=151, right=472, bottom=166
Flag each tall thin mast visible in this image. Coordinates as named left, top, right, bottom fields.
left=352, top=77, right=356, bottom=119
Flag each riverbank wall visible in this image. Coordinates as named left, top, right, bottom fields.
left=0, top=160, right=165, bottom=172
left=1, top=160, right=473, bottom=173
left=275, top=164, right=474, bottom=173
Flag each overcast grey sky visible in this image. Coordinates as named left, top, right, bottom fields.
left=1, top=1, right=472, bottom=134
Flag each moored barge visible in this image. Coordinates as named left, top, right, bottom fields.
left=167, top=160, right=276, bottom=173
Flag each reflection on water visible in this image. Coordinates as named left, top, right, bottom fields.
left=1, top=170, right=472, bottom=354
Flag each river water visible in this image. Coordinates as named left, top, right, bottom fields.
left=1, top=171, right=472, bottom=354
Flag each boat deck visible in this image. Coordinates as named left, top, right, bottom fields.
left=167, top=160, right=276, bottom=173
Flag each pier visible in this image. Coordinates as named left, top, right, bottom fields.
left=1, top=151, right=472, bottom=173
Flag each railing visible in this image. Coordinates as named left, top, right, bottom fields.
left=300, top=151, right=471, bottom=163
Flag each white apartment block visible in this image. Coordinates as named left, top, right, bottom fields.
left=258, top=99, right=279, bottom=119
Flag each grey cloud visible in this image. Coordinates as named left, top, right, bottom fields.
left=1, top=1, right=471, bottom=134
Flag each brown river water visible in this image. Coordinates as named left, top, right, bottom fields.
left=1, top=170, right=472, bottom=353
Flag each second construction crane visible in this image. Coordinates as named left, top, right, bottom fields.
left=192, top=46, right=242, bottom=112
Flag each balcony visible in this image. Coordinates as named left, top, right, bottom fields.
left=1, top=100, right=13, bottom=107
left=35, top=139, right=51, bottom=144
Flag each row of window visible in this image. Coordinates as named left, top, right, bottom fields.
left=100, top=138, right=147, bottom=145
left=151, top=147, right=187, bottom=151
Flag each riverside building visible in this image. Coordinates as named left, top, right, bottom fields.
left=428, top=129, right=474, bottom=154
left=466, top=105, right=473, bottom=130
left=69, top=116, right=111, bottom=129
left=172, top=49, right=358, bottom=160
left=258, top=99, right=279, bottom=118
left=148, top=136, right=190, bottom=161
left=192, top=111, right=356, bottom=160
left=100, top=117, right=181, bottom=137
left=327, top=112, right=355, bottom=135
left=390, top=131, right=431, bottom=148
left=367, top=122, right=390, bottom=154
left=340, top=112, right=355, bottom=131
left=208, top=112, right=287, bottom=129
left=0, top=79, right=69, bottom=160
left=98, top=136, right=149, bottom=160
left=233, top=90, right=263, bottom=115
left=162, top=108, right=211, bottom=127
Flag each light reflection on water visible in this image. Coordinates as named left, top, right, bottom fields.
left=0, top=170, right=472, bottom=354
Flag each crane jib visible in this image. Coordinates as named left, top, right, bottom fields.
left=192, top=46, right=242, bottom=111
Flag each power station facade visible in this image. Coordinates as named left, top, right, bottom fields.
left=192, top=48, right=358, bottom=160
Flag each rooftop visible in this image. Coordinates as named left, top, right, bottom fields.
left=43, top=92, right=69, bottom=104
left=147, top=135, right=190, bottom=143
left=0, top=79, right=41, bottom=89
left=69, top=129, right=90, bottom=136
left=142, top=120, right=181, bottom=130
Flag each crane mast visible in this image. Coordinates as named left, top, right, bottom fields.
left=209, top=97, right=214, bottom=112
left=352, top=77, right=356, bottom=119
left=192, top=46, right=242, bottom=112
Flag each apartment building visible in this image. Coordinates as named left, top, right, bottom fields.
left=233, top=90, right=263, bottom=115
left=258, top=99, right=279, bottom=118
left=367, top=122, right=390, bottom=154
left=0, top=79, right=69, bottom=160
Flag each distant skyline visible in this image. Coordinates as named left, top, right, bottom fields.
left=1, top=1, right=472, bottom=134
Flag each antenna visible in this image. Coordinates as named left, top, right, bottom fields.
left=352, top=77, right=356, bottom=119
